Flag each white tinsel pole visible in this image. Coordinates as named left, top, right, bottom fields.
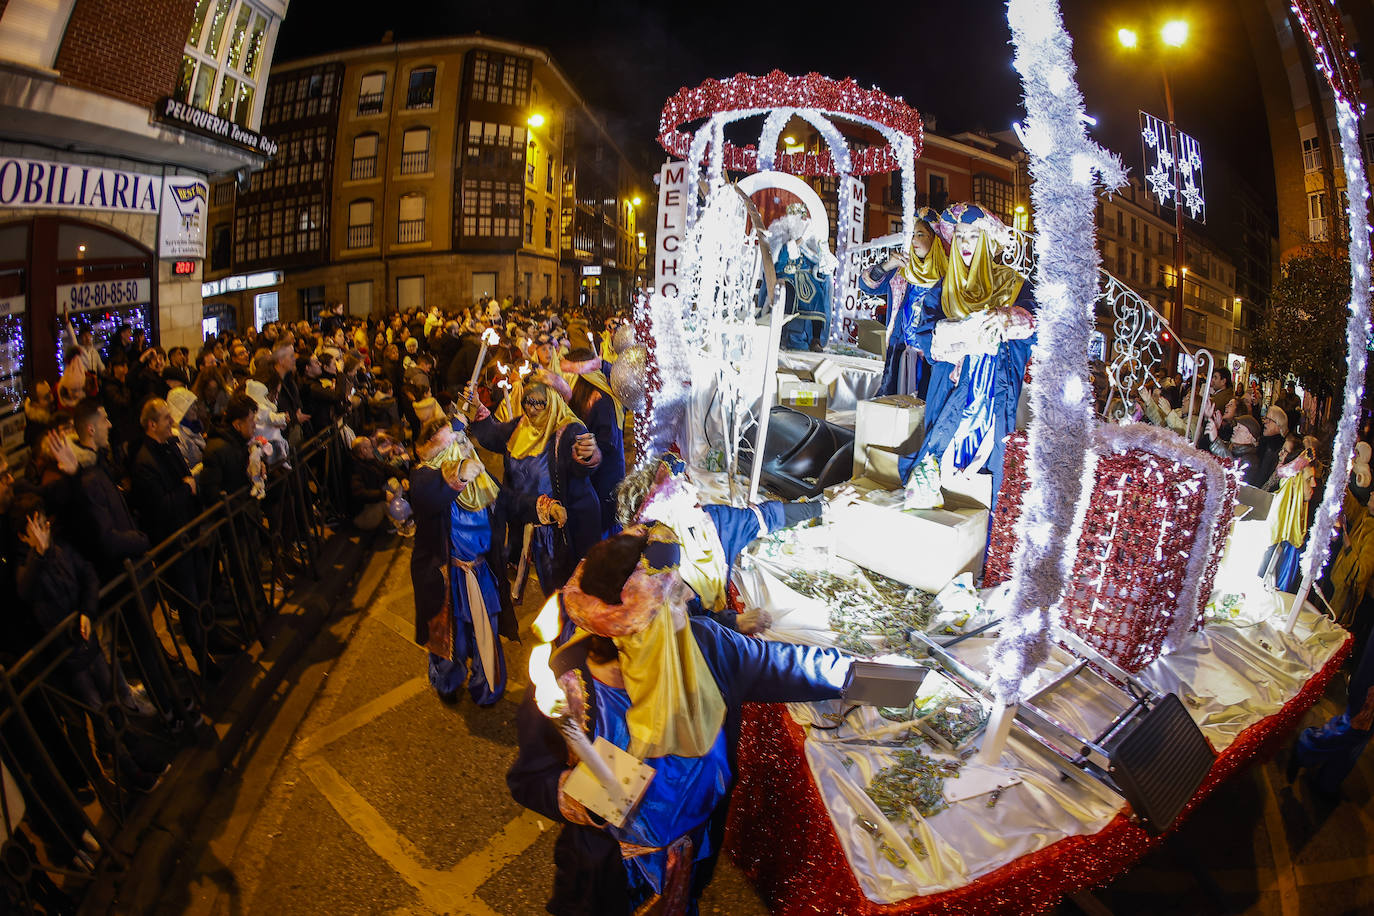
left=1286, top=93, right=1372, bottom=632
left=988, top=0, right=1126, bottom=729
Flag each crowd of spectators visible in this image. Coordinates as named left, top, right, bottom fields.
left=2, top=292, right=630, bottom=900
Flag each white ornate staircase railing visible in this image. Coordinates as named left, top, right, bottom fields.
left=849, top=225, right=1212, bottom=442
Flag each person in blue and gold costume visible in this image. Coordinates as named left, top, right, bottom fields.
left=899, top=203, right=1035, bottom=503
left=410, top=415, right=517, bottom=705
left=507, top=524, right=852, bottom=916
left=859, top=207, right=948, bottom=398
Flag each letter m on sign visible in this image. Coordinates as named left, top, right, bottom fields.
left=654, top=161, right=690, bottom=296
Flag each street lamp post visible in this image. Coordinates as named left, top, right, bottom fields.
left=1120, top=19, right=1195, bottom=358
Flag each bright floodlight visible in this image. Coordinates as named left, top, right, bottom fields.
left=527, top=112, right=546, bottom=127
left=1161, top=20, right=1189, bottom=47
left=1117, top=27, right=1139, bottom=48
left=632, top=195, right=642, bottom=206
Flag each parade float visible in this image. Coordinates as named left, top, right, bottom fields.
left=584, top=0, right=1367, bottom=912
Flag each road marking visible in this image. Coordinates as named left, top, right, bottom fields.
left=1259, top=766, right=1301, bottom=916
left=293, top=677, right=428, bottom=758
left=301, top=755, right=546, bottom=915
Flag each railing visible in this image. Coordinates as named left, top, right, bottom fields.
left=347, top=224, right=373, bottom=249
left=397, top=218, right=425, bottom=243
left=849, top=225, right=1212, bottom=440
left=405, top=85, right=434, bottom=109
left=357, top=91, right=384, bottom=115
left=350, top=155, right=377, bottom=181
left=400, top=150, right=428, bottom=174
left=0, top=426, right=350, bottom=912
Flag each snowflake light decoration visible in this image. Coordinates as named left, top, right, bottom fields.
left=1140, top=110, right=1205, bottom=223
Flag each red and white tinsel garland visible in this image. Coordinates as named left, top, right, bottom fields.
left=657, top=71, right=923, bottom=177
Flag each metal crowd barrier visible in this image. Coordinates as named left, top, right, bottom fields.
left=0, top=425, right=348, bottom=913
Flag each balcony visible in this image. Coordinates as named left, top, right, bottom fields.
left=400, top=150, right=429, bottom=175
left=350, top=156, right=377, bottom=181
left=406, top=86, right=434, bottom=109
left=357, top=92, right=384, bottom=115
left=398, top=219, right=425, bottom=243
left=347, top=224, right=373, bottom=248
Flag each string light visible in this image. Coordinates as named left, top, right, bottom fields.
left=991, top=0, right=1127, bottom=703
left=1287, top=0, right=1372, bottom=587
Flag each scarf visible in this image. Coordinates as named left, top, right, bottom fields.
left=508, top=388, right=580, bottom=460
left=900, top=228, right=949, bottom=289
left=1270, top=466, right=1314, bottom=549
left=417, top=429, right=498, bottom=512
left=941, top=232, right=1025, bottom=320
left=644, top=496, right=729, bottom=613
left=614, top=602, right=726, bottom=759
left=579, top=370, right=625, bottom=429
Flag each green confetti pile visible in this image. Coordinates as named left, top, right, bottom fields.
left=865, top=749, right=962, bottom=820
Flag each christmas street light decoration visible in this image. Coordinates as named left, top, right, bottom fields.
left=1140, top=111, right=1205, bottom=223
left=1284, top=0, right=1372, bottom=630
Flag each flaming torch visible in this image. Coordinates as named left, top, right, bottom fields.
left=527, top=596, right=617, bottom=788
left=468, top=327, right=501, bottom=396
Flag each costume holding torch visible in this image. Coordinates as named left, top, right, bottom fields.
left=508, top=525, right=854, bottom=915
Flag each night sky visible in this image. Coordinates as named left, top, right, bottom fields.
left=275, top=0, right=1273, bottom=247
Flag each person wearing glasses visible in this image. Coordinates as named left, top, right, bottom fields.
left=469, top=381, right=602, bottom=598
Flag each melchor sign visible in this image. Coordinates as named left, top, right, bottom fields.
left=0, top=157, right=161, bottom=214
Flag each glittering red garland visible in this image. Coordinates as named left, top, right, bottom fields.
left=657, top=71, right=924, bottom=177
left=724, top=635, right=1349, bottom=916
left=631, top=295, right=659, bottom=461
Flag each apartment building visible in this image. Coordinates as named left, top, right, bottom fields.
left=202, top=35, right=646, bottom=330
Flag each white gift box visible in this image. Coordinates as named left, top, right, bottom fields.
left=853, top=394, right=925, bottom=481
left=827, top=480, right=988, bottom=594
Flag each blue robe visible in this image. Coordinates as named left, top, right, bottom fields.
left=859, top=267, right=941, bottom=399
left=430, top=502, right=507, bottom=705
left=1294, top=625, right=1374, bottom=794
left=506, top=618, right=852, bottom=916
left=899, top=279, right=1037, bottom=507
left=472, top=415, right=601, bottom=595
left=569, top=376, right=627, bottom=539
left=776, top=246, right=832, bottom=351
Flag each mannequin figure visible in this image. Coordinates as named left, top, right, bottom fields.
left=860, top=207, right=948, bottom=397
left=898, top=203, right=1035, bottom=504
left=766, top=204, right=837, bottom=353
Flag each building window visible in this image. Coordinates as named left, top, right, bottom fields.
left=357, top=71, right=385, bottom=115
left=524, top=199, right=535, bottom=244
left=544, top=208, right=553, bottom=248
left=927, top=173, right=948, bottom=211
left=401, top=128, right=430, bottom=174
left=300, top=285, right=326, bottom=323
left=261, top=66, right=338, bottom=126
left=347, top=199, right=374, bottom=248
left=527, top=141, right=538, bottom=185
left=970, top=174, right=1012, bottom=223
left=1302, top=135, right=1321, bottom=172
left=254, top=290, right=278, bottom=328
left=212, top=180, right=235, bottom=207
left=464, top=121, right=527, bottom=169
left=397, top=275, right=424, bottom=311
left=406, top=66, right=436, bottom=109
left=469, top=50, right=531, bottom=106
left=398, top=193, right=426, bottom=243
left=351, top=133, right=378, bottom=180
left=211, top=222, right=232, bottom=271
left=178, top=0, right=273, bottom=127
left=1309, top=191, right=1329, bottom=240
left=347, top=280, right=372, bottom=316
left=462, top=179, right=521, bottom=237
left=546, top=157, right=555, bottom=194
